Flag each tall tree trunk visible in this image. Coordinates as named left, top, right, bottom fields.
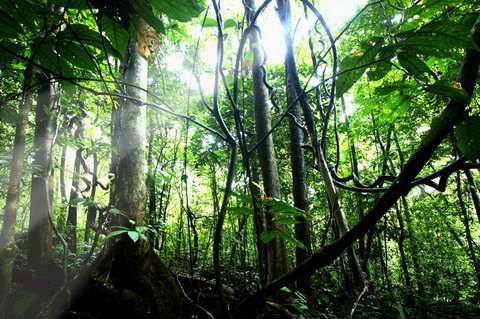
left=114, top=40, right=148, bottom=226
left=60, top=144, right=67, bottom=203
left=464, top=170, right=480, bottom=224
left=84, top=152, right=99, bottom=243
left=282, top=7, right=313, bottom=302
left=28, top=72, right=54, bottom=268
left=245, top=0, right=288, bottom=284
left=277, top=1, right=366, bottom=316
left=66, top=118, right=84, bottom=253
left=0, top=66, right=34, bottom=319
left=456, top=172, right=480, bottom=293
left=401, top=197, right=427, bottom=318
left=394, top=203, right=413, bottom=305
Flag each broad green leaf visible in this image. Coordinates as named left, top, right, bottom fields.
left=223, top=19, right=237, bottom=29
left=50, top=0, right=90, bottom=9
left=0, top=10, right=21, bottom=38
left=105, top=229, right=128, bottom=240
left=262, top=198, right=305, bottom=217
left=426, top=81, right=470, bottom=104
left=398, top=20, right=473, bottom=57
left=366, top=62, right=392, bottom=81
left=455, top=116, right=480, bottom=160
left=282, top=232, right=306, bottom=249
left=130, top=1, right=165, bottom=34
left=101, top=16, right=129, bottom=54
left=228, top=206, right=253, bottom=216
left=203, top=17, right=218, bottom=27
left=35, top=43, right=75, bottom=77
left=336, top=44, right=383, bottom=98
left=57, top=40, right=98, bottom=72
left=151, top=0, right=207, bottom=22
left=260, top=229, right=279, bottom=244
left=276, top=217, right=301, bottom=225
left=57, top=23, right=122, bottom=59
left=0, top=40, right=23, bottom=67
left=397, top=51, right=434, bottom=81
left=127, top=231, right=140, bottom=242
left=375, top=83, right=413, bottom=96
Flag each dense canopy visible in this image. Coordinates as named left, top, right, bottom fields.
left=0, top=0, right=479, bottom=318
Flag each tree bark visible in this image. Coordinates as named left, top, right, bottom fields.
left=27, top=71, right=55, bottom=268
left=114, top=37, right=148, bottom=226
left=464, top=169, right=480, bottom=224
left=277, top=1, right=366, bottom=317
left=66, top=118, right=84, bottom=253
left=0, top=65, right=34, bottom=319
left=281, top=0, right=313, bottom=301
left=456, top=172, right=480, bottom=294
left=245, top=0, right=288, bottom=284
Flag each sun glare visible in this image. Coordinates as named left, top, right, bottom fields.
left=167, top=1, right=367, bottom=96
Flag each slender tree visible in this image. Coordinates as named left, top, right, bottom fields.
left=0, top=65, right=34, bottom=319
left=245, top=0, right=288, bottom=284
left=27, top=71, right=55, bottom=268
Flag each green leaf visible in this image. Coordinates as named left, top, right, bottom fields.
left=35, top=43, right=74, bottom=77
left=280, top=230, right=306, bottom=249
left=455, top=116, right=480, bottom=160
left=0, top=10, right=21, bottom=38
left=101, top=16, right=129, bottom=54
left=375, top=83, right=413, bottom=96
left=276, top=217, right=300, bottom=225
left=398, top=20, right=473, bottom=57
left=262, top=198, right=305, bottom=217
left=130, top=1, right=165, bottom=34
left=336, top=44, right=383, bottom=98
left=203, top=17, right=218, bottom=27
left=50, top=0, right=90, bottom=9
left=58, top=23, right=122, bottom=59
left=105, top=229, right=128, bottom=240
left=223, top=18, right=237, bottom=29
left=426, top=81, right=470, bottom=104
left=127, top=231, right=140, bottom=242
left=397, top=51, right=433, bottom=81
left=0, top=40, right=23, bottom=67
left=366, top=62, right=392, bottom=81
left=57, top=40, right=98, bottom=72
left=151, top=0, right=207, bottom=22
left=228, top=206, right=252, bottom=216
left=260, top=230, right=279, bottom=244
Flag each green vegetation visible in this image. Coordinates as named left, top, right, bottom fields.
left=0, top=0, right=479, bottom=318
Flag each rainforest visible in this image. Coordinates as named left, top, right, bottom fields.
left=0, top=0, right=479, bottom=318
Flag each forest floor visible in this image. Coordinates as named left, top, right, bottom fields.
left=5, top=239, right=480, bottom=319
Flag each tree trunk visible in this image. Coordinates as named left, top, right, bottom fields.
left=66, top=118, right=84, bottom=253
left=394, top=203, right=413, bottom=305
left=28, top=71, right=55, bottom=268
left=246, top=0, right=288, bottom=284
left=464, top=169, right=480, bottom=224
left=456, top=172, right=480, bottom=294
left=47, top=18, right=182, bottom=319
left=283, top=7, right=313, bottom=302
left=277, top=1, right=366, bottom=317
left=84, top=152, right=99, bottom=243
left=0, top=66, right=34, bottom=319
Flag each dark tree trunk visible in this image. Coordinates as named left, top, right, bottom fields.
left=456, top=172, right=480, bottom=294
left=28, top=72, right=55, bottom=268
left=464, top=169, right=480, bottom=224
left=245, top=0, right=288, bottom=284
left=66, top=118, right=84, bottom=253
left=0, top=66, right=34, bottom=319
left=282, top=2, right=313, bottom=302
left=84, top=152, right=99, bottom=243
